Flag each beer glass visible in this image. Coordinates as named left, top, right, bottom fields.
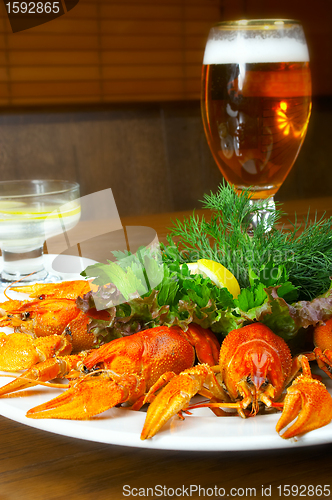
left=201, top=19, right=312, bottom=226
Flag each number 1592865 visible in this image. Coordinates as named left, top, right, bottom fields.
left=277, top=485, right=331, bottom=496
left=5, top=2, right=61, bottom=14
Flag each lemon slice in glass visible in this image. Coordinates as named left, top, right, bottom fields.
left=187, top=259, right=240, bottom=299
left=0, top=201, right=26, bottom=212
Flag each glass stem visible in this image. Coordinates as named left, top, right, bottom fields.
left=247, top=197, right=276, bottom=234
left=1, top=247, right=48, bottom=284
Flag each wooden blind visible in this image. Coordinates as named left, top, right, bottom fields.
left=0, top=0, right=222, bottom=106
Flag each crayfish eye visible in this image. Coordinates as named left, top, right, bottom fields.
left=38, top=294, right=46, bottom=300
left=21, top=312, right=30, bottom=320
left=64, top=326, right=72, bottom=338
left=82, top=364, right=100, bottom=374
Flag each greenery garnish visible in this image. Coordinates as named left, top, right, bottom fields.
left=79, top=183, right=332, bottom=346
left=165, top=183, right=332, bottom=300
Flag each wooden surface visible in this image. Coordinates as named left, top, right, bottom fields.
left=1, top=197, right=332, bottom=500
left=0, top=417, right=332, bottom=500
left=120, top=196, right=332, bottom=242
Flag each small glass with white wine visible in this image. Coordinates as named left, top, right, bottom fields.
left=0, top=179, right=80, bottom=285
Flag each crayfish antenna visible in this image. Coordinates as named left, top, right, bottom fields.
left=9, top=280, right=91, bottom=300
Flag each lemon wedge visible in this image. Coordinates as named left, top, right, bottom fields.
left=186, top=259, right=240, bottom=299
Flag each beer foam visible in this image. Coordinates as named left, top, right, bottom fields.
left=203, top=37, right=309, bottom=64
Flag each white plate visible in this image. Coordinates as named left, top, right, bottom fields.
left=0, top=264, right=332, bottom=451
left=0, top=374, right=331, bottom=451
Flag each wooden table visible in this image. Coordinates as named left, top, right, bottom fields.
left=1, top=197, right=332, bottom=500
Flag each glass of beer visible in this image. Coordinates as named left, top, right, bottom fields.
left=201, top=19, right=312, bottom=226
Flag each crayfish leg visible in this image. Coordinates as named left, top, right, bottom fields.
left=143, top=372, right=177, bottom=405
left=9, top=280, right=91, bottom=300
left=313, top=347, right=332, bottom=380
left=0, top=353, right=85, bottom=396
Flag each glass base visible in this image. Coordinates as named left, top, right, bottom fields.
left=0, top=271, right=62, bottom=287
left=246, top=197, right=276, bottom=234
left=0, top=247, right=61, bottom=287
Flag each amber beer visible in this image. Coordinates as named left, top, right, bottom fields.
left=202, top=34, right=312, bottom=199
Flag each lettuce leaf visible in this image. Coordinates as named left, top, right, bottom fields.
left=235, top=284, right=332, bottom=340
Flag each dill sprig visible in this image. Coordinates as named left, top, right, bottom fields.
left=164, top=183, right=332, bottom=300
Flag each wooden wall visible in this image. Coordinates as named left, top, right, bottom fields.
left=0, top=98, right=330, bottom=217
left=0, top=0, right=221, bottom=105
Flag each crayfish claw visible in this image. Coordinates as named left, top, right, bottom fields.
left=276, top=375, right=332, bottom=439
left=26, top=372, right=145, bottom=420
left=141, top=365, right=211, bottom=440
left=27, top=378, right=115, bottom=420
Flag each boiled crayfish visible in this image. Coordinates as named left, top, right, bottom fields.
left=0, top=280, right=107, bottom=393
left=306, top=318, right=332, bottom=380
left=0, top=324, right=220, bottom=419
left=141, top=323, right=332, bottom=440
left=0, top=280, right=108, bottom=351
left=1, top=277, right=332, bottom=442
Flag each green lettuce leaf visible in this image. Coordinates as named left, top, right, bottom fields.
left=235, top=283, right=332, bottom=340
left=79, top=243, right=332, bottom=346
